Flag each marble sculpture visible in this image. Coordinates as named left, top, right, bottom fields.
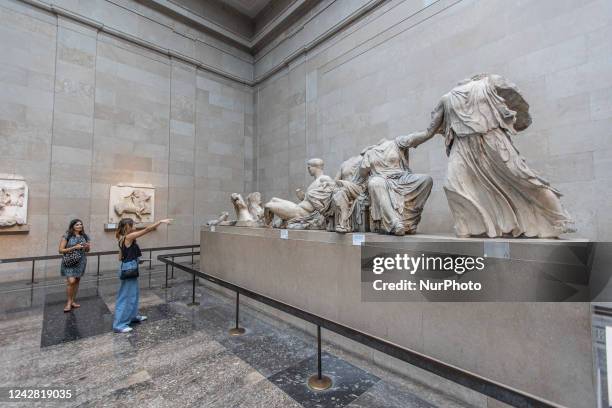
left=231, top=193, right=257, bottom=226
left=0, top=174, right=28, bottom=228
left=264, top=158, right=336, bottom=230
left=215, top=74, right=574, bottom=238
left=206, top=192, right=265, bottom=227
left=206, top=212, right=229, bottom=226
left=109, top=184, right=155, bottom=224
left=246, top=192, right=264, bottom=223
left=331, top=137, right=433, bottom=235
left=405, top=73, right=574, bottom=238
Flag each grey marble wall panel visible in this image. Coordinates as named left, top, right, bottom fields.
left=168, top=61, right=196, bottom=246
left=48, top=0, right=253, bottom=82
left=193, top=70, right=250, bottom=240
left=0, top=1, right=56, bottom=278
left=46, top=18, right=97, bottom=277
left=91, top=35, right=171, bottom=255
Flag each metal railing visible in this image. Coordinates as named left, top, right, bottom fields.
left=158, top=252, right=563, bottom=408
left=0, top=244, right=199, bottom=286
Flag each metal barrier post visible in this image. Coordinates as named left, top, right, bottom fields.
left=28, top=260, right=37, bottom=285
left=228, top=292, right=245, bottom=336
left=96, top=254, right=100, bottom=276
left=164, top=263, right=169, bottom=289
left=148, top=250, right=153, bottom=270
left=187, top=272, right=199, bottom=306
left=307, top=325, right=332, bottom=390
left=170, top=256, right=175, bottom=280
left=191, top=247, right=194, bottom=265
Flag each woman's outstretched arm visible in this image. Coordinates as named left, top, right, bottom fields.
left=125, top=219, right=173, bottom=245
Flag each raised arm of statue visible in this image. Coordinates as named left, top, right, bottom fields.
left=397, top=100, right=445, bottom=149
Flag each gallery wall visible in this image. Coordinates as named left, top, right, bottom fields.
left=253, top=0, right=612, bottom=240
left=0, top=0, right=255, bottom=279
left=2, top=0, right=611, bottom=281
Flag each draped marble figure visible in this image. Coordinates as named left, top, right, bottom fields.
left=332, top=155, right=366, bottom=233
left=406, top=74, right=574, bottom=238
left=332, top=138, right=433, bottom=235
left=360, top=137, right=432, bottom=235
left=264, top=158, right=336, bottom=229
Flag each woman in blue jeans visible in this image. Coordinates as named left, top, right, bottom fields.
left=113, top=217, right=172, bottom=333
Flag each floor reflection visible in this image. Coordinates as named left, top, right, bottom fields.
left=41, top=287, right=113, bottom=348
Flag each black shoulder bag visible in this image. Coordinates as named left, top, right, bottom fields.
left=62, top=236, right=83, bottom=267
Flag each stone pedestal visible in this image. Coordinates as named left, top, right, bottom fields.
left=200, top=226, right=596, bottom=408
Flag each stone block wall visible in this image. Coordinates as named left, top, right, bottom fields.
left=0, top=0, right=254, bottom=280
left=253, top=0, right=612, bottom=240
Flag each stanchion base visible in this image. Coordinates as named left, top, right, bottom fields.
left=228, top=327, right=246, bottom=336
left=187, top=302, right=200, bottom=306
left=307, top=375, right=332, bottom=391
left=26, top=281, right=38, bottom=285
left=164, top=284, right=172, bottom=289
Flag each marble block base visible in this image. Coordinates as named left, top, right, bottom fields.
left=104, top=222, right=153, bottom=231
left=201, top=226, right=595, bottom=408
left=0, top=224, right=29, bottom=234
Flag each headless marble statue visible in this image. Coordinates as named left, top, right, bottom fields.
left=405, top=73, right=574, bottom=238
left=331, top=138, right=433, bottom=236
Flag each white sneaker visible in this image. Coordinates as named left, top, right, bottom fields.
left=115, top=327, right=133, bottom=333
left=133, top=315, right=147, bottom=322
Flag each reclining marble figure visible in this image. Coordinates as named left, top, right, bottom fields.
left=333, top=137, right=433, bottom=236
left=405, top=73, right=574, bottom=238
left=264, top=158, right=336, bottom=229
left=206, top=212, right=229, bottom=226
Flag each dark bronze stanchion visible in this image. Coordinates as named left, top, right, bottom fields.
left=228, top=292, right=245, bottom=336
left=27, top=260, right=37, bottom=285
left=96, top=254, right=100, bottom=276
left=170, top=256, right=175, bottom=280
left=308, top=325, right=332, bottom=391
left=191, top=247, right=194, bottom=265
left=164, top=263, right=170, bottom=289
left=187, top=272, right=199, bottom=306
left=148, top=250, right=153, bottom=270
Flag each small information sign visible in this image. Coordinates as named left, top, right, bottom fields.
left=352, top=233, right=365, bottom=246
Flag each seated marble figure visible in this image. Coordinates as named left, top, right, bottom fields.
left=264, top=158, right=336, bottom=230
left=332, top=136, right=433, bottom=236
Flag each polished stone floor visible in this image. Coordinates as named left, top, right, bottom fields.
left=0, top=263, right=476, bottom=407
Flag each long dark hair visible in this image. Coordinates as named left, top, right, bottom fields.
left=115, top=218, right=134, bottom=242
left=66, top=219, right=88, bottom=241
